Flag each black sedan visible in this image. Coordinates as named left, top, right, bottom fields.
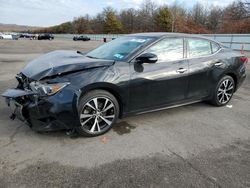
left=38, top=33, right=54, bottom=40
left=2, top=33, right=247, bottom=136
left=73, top=35, right=91, bottom=41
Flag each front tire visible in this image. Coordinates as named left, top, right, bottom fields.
left=211, top=75, right=235, bottom=106
left=76, top=90, right=119, bottom=137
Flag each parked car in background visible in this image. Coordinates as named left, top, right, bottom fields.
left=0, top=33, right=13, bottom=40
left=0, top=33, right=19, bottom=40
left=20, top=33, right=30, bottom=38
left=1, top=33, right=247, bottom=137
left=38, top=33, right=54, bottom=40
left=0, top=33, right=5, bottom=39
left=11, top=34, right=19, bottom=40
left=73, top=35, right=91, bottom=41
left=19, top=33, right=34, bottom=39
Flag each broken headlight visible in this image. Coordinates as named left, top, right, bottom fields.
left=30, top=82, right=70, bottom=96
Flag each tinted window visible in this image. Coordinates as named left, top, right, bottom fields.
left=211, top=42, right=220, bottom=53
left=188, top=39, right=212, bottom=57
left=146, top=38, right=184, bottom=61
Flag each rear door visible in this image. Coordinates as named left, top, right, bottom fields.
left=186, top=38, right=221, bottom=99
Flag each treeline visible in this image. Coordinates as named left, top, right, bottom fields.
left=35, top=0, right=250, bottom=34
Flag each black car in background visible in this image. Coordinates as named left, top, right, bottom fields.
left=19, top=33, right=36, bottom=40
left=2, top=33, right=247, bottom=137
left=19, top=33, right=32, bottom=38
left=73, top=35, right=91, bottom=41
left=38, top=33, right=54, bottom=40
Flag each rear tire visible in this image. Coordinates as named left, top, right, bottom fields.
left=76, top=90, right=119, bottom=137
left=210, top=75, right=235, bottom=106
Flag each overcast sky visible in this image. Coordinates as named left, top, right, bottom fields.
left=0, top=0, right=235, bottom=27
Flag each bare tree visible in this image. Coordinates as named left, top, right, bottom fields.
left=206, top=6, right=223, bottom=33
left=221, top=0, right=250, bottom=33
left=137, top=0, right=157, bottom=32
left=120, top=8, right=137, bottom=33
left=191, top=2, right=207, bottom=25
left=169, top=2, right=186, bottom=32
left=91, top=13, right=104, bottom=34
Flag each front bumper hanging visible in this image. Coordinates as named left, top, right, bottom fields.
left=2, top=88, right=79, bottom=132
left=6, top=98, right=25, bottom=121
left=2, top=88, right=37, bottom=125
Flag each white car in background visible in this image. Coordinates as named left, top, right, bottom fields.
left=0, top=33, right=15, bottom=40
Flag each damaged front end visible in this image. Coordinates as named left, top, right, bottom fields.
left=1, top=50, right=115, bottom=132
left=2, top=73, right=38, bottom=124
left=2, top=73, right=78, bottom=132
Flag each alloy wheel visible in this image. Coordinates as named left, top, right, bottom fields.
left=217, top=79, right=234, bottom=104
left=79, top=97, right=115, bottom=134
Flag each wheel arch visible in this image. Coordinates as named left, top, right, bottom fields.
left=78, top=82, right=125, bottom=118
left=225, top=72, right=238, bottom=92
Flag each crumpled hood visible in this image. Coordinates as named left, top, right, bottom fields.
left=21, top=50, right=114, bottom=80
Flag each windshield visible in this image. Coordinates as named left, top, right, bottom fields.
left=86, top=36, right=155, bottom=61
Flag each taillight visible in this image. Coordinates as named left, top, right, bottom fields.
left=240, top=57, right=248, bottom=64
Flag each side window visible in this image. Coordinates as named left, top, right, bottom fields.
left=188, top=39, right=212, bottom=58
left=211, top=42, right=220, bottom=53
left=146, top=38, right=184, bottom=61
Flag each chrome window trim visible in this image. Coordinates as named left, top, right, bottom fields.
left=129, top=36, right=223, bottom=63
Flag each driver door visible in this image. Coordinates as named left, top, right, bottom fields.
left=129, top=37, right=189, bottom=112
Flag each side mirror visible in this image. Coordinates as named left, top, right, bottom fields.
left=136, top=53, right=158, bottom=64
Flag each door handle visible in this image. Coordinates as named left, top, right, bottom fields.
left=214, top=62, right=223, bottom=67
left=176, top=68, right=187, bottom=73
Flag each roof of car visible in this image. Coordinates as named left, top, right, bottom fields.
left=127, top=32, right=211, bottom=39
left=126, top=32, right=221, bottom=44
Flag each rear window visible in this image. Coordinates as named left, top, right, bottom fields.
left=188, top=39, right=212, bottom=58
